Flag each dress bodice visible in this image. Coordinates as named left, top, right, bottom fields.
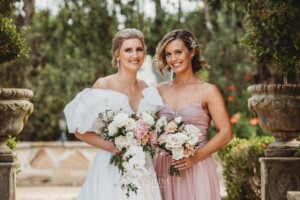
left=157, top=103, right=211, bottom=140
left=155, top=104, right=220, bottom=200
left=64, top=86, right=164, bottom=134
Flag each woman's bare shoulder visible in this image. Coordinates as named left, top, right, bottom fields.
left=202, top=82, right=223, bottom=100
left=156, top=81, right=169, bottom=94
left=92, top=75, right=115, bottom=89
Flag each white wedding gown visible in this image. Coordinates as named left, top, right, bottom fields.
left=64, top=86, right=163, bottom=200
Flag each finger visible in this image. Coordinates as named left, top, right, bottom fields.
left=177, top=163, right=188, bottom=170
left=174, top=161, right=188, bottom=170
left=172, top=159, right=186, bottom=165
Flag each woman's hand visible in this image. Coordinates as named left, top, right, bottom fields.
left=171, top=155, right=198, bottom=170
left=109, top=142, right=119, bottom=154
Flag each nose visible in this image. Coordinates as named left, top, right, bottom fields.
left=170, top=54, right=177, bottom=62
left=132, top=50, right=139, bottom=57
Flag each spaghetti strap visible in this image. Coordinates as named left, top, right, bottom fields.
left=199, top=82, right=206, bottom=105
left=161, top=81, right=171, bottom=97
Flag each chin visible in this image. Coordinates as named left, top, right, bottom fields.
left=130, top=66, right=142, bottom=71
left=172, top=68, right=185, bottom=74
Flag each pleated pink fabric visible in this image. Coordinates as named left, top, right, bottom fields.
left=155, top=104, right=221, bottom=200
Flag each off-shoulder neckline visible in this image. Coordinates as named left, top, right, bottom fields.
left=89, top=86, right=156, bottom=113
left=91, top=86, right=153, bottom=98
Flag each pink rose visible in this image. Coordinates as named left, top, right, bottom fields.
left=134, top=119, right=149, bottom=139
left=165, top=122, right=177, bottom=133
left=150, top=131, right=158, bottom=146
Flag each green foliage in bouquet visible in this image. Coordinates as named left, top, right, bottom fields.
left=121, top=183, right=138, bottom=198
left=218, top=136, right=274, bottom=200
left=0, top=0, right=29, bottom=64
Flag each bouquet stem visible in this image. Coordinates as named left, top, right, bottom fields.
left=168, top=165, right=180, bottom=176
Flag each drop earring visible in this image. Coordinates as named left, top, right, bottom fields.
left=117, top=59, right=120, bottom=67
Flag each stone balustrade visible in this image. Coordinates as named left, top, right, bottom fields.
left=287, top=191, right=300, bottom=200
left=16, top=141, right=97, bottom=186
left=15, top=141, right=228, bottom=198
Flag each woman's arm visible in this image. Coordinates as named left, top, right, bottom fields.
left=74, top=77, right=118, bottom=154
left=173, top=84, right=232, bottom=169
left=75, top=132, right=118, bottom=154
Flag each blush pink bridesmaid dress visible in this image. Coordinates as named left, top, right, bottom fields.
left=155, top=102, right=221, bottom=200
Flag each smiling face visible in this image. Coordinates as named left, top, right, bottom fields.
left=117, top=38, right=145, bottom=71
left=164, top=39, right=194, bottom=74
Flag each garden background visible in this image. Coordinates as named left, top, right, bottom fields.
left=0, top=0, right=272, bottom=141
left=2, top=0, right=290, bottom=199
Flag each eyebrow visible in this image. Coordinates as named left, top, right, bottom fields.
left=165, top=48, right=183, bottom=53
left=123, top=46, right=143, bottom=49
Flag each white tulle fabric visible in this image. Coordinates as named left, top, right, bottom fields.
left=64, top=86, right=163, bottom=200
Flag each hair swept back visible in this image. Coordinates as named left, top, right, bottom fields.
left=153, top=29, right=208, bottom=75
left=111, top=28, right=146, bottom=67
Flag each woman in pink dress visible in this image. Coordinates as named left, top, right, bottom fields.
left=153, top=29, right=232, bottom=200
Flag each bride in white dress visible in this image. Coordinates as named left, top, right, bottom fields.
left=64, top=28, right=163, bottom=200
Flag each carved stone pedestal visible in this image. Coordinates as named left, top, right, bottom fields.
left=260, top=157, right=300, bottom=200
left=0, top=162, right=17, bottom=200
left=248, top=84, right=300, bottom=200
left=0, top=88, right=34, bottom=200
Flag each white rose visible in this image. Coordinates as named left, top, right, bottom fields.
left=126, top=131, right=134, bottom=140
left=126, top=138, right=139, bottom=147
left=115, top=136, right=127, bottom=150
left=124, top=146, right=145, bottom=160
left=157, top=133, right=167, bottom=144
left=141, top=112, right=155, bottom=126
left=165, top=132, right=189, bottom=148
left=187, top=135, right=199, bottom=146
left=125, top=118, right=135, bottom=131
left=113, top=113, right=130, bottom=127
left=172, top=147, right=184, bottom=160
left=174, top=116, right=182, bottom=124
left=123, top=146, right=146, bottom=170
left=156, top=116, right=167, bottom=129
left=108, top=121, right=118, bottom=136
left=184, top=124, right=201, bottom=136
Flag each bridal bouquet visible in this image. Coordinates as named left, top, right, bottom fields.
left=156, top=115, right=202, bottom=176
left=98, top=109, right=158, bottom=197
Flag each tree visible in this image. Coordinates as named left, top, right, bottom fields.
left=1, top=0, right=119, bottom=140
left=1, top=0, right=263, bottom=140
left=0, top=0, right=28, bottom=65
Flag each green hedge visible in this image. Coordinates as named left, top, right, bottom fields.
left=218, top=136, right=274, bottom=200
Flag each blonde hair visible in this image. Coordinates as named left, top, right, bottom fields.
left=153, top=29, right=207, bottom=75
left=111, top=28, right=146, bottom=67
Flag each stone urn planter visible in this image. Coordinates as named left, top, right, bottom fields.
left=247, top=84, right=300, bottom=156
left=0, top=88, right=34, bottom=200
left=248, top=84, right=300, bottom=200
